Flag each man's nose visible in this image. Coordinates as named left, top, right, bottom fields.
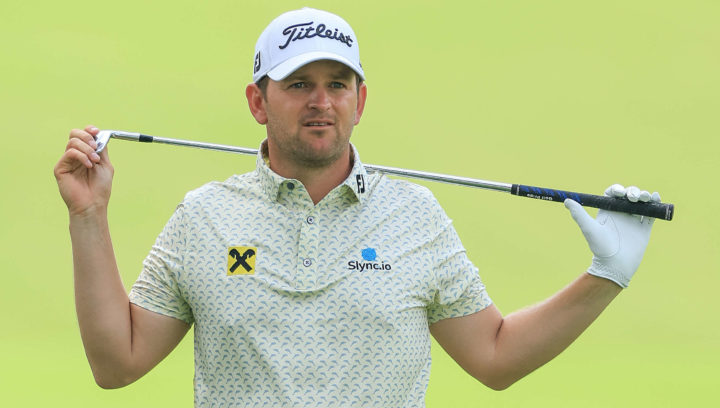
left=308, top=87, right=331, bottom=110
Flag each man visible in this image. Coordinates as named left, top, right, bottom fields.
left=54, top=7, right=660, bottom=407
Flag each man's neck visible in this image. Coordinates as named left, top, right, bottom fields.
left=267, top=145, right=353, bottom=205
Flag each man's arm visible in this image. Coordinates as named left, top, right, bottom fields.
left=56, top=126, right=190, bottom=388
left=430, top=273, right=620, bottom=390
left=430, top=184, right=659, bottom=390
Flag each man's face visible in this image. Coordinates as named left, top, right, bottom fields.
left=255, top=60, right=366, bottom=170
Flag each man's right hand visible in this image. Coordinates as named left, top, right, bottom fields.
left=54, top=126, right=113, bottom=215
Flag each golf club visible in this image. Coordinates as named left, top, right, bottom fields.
left=94, top=130, right=675, bottom=221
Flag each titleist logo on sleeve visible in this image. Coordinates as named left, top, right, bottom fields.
left=279, top=21, right=354, bottom=50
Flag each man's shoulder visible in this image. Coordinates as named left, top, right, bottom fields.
left=362, top=174, right=453, bottom=234
left=372, top=173, right=435, bottom=198
left=370, top=174, right=444, bottom=212
left=181, top=171, right=262, bottom=206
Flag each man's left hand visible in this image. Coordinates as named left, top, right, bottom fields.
left=564, top=184, right=661, bottom=288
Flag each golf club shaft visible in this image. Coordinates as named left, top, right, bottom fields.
left=108, top=131, right=674, bottom=221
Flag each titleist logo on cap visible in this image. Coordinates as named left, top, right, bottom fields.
left=279, top=21, right=354, bottom=50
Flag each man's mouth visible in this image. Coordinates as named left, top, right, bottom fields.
left=303, top=119, right=334, bottom=127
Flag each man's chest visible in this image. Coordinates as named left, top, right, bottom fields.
left=177, top=201, right=441, bottom=326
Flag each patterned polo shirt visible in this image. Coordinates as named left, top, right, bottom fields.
left=128, top=142, right=492, bottom=407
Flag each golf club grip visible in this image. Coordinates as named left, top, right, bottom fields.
left=511, top=184, right=674, bottom=221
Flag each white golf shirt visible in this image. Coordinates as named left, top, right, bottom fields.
left=129, top=142, right=492, bottom=407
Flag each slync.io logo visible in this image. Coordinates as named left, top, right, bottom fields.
left=348, top=248, right=392, bottom=272
left=361, top=248, right=376, bottom=261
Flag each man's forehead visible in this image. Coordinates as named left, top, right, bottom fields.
left=284, top=60, right=356, bottom=80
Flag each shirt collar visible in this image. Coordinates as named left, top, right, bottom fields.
left=255, top=140, right=369, bottom=204
left=341, top=144, right=369, bottom=203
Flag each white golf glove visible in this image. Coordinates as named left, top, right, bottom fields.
left=564, top=184, right=661, bottom=288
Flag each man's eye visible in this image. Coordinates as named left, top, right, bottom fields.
left=290, top=82, right=306, bottom=89
left=330, top=82, right=346, bottom=89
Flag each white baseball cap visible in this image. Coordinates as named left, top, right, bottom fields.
left=252, top=8, right=365, bottom=83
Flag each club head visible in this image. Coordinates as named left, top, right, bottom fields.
left=94, top=130, right=114, bottom=153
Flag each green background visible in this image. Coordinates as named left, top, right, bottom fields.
left=2, top=0, right=718, bottom=406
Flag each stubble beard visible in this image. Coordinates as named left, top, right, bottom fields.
left=267, top=122, right=353, bottom=169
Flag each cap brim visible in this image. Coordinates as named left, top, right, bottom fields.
left=267, top=51, right=365, bottom=81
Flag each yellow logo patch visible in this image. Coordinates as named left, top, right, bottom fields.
left=228, top=246, right=257, bottom=275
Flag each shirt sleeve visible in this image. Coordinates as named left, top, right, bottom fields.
left=128, top=203, right=194, bottom=324
left=426, top=215, right=492, bottom=325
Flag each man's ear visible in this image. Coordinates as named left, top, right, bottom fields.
left=353, top=82, right=367, bottom=126
left=246, top=83, right=268, bottom=124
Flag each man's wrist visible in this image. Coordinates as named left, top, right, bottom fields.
left=69, top=205, right=110, bottom=231
left=69, top=203, right=108, bottom=219
left=586, top=258, right=629, bottom=289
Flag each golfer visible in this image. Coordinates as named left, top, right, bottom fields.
left=54, top=8, right=660, bottom=407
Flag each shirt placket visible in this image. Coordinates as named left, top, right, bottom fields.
left=296, top=205, right=321, bottom=290
left=279, top=181, right=321, bottom=290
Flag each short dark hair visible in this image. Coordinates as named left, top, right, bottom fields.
left=256, top=76, right=269, bottom=98
left=255, top=74, right=363, bottom=100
